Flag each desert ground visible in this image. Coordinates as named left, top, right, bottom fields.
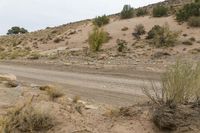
left=0, top=0, right=200, bottom=132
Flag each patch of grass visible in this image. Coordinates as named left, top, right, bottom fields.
left=103, top=107, right=120, bottom=118
left=0, top=101, right=54, bottom=132
left=188, top=16, right=200, bottom=27
left=142, top=60, right=200, bottom=105
left=153, top=5, right=168, bottom=17
left=72, top=96, right=81, bottom=103
left=88, top=27, right=109, bottom=52
left=120, top=5, right=134, bottom=19
left=27, top=52, right=40, bottom=60
left=93, top=15, right=110, bottom=27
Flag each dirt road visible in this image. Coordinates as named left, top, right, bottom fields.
left=0, top=63, right=161, bottom=106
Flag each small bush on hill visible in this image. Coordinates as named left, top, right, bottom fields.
left=147, top=25, right=163, bottom=39
left=120, top=5, right=134, bottom=19
left=134, top=24, right=146, bottom=36
left=88, top=27, right=109, bottom=52
left=176, top=2, right=200, bottom=22
left=153, top=5, right=168, bottom=17
left=148, top=24, right=180, bottom=47
left=136, top=8, right=148, bottom=16
left=7, top=26, right=28, bottom=35
left=93, top=15, right=110, bottom=27
left=116, top=39, right=127, bottom=52
left=188, top=16, right=200, bottom=27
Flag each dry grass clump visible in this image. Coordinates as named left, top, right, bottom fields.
left=45, top=85, right=64, bottom=100
left=0, top=100, right=54, bottom=132
left=142, top=60, right=200, bottom=105
left=27, top=52, right=40, bottom=60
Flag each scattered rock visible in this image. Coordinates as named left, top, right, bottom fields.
left=152, top=51, right=171, bottom=59
left=6, top=80, right=19, bottom=88
left=121, top=27, right=129, bottom=31
left=0, top=74, right=17, bottom=82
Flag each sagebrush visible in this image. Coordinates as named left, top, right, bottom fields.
left=0, top=101, right=54, bottom=132
left=148, top=24, right=180, bottom=47
left=142, top=61, right=200, bottom=105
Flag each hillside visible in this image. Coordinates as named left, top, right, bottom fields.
left=0, top=0, right=199, bottom=71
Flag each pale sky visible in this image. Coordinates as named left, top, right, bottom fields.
left=0, top=0, right=164, bottom=35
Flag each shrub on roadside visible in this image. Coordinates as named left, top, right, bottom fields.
left=188, top=16, right=200, bottom=27
left=136, top=8, right=148, bottom=16
left=93, top=15, right=110, bottom=27
left=153, top=5, right=168, bottom=17
left=0, top=102, right=54, bottom=132
left=142, top=60, right=200, bottom=105
left=120, top=5, right=134, bottom=19
left=88, top=27, right=109, bottom=52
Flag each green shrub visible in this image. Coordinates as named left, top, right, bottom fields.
left=147, top=25, right=162, bottom=39
left=134, top=24, right=146, bottom=36
left=116, top=39, right=127, bottom=52
left=176, top=2, right=200, bottom=22
left=93, top=15, right=110, bottom=27
left=149, top=24, right=180, bottom=47
left=188, top=16, right=200, bottom=27
left=7, top=26, right=28, bottom=35
left=153, top=5, right=168, bottom=17
left=142, top=60, right=200, bottom=105
left=120, top=5, right=134, bottom=19
left=88, top=27, right=109, bottom=52
left=136, top=8, right=148, bottom=16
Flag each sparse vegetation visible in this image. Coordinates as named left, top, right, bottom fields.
left=142, top=60, right=200, bottom=105
left=7, top=26, right=28, bottom=35
left=147, top=25, right=162, bottom=39
left=176, top=2, right=200, bottom=22
left=0, top=100, right=54, bottom=132
left=148, top=24, right=180, bottom=47
left=93, top=15, right=110, bottom=27
left=45, top=85, right=64, bottom=100
left=136, top=8, right=148, bottom=16
left=120, top=5, right=134, bottom=19
left=134, top=24, right=146, bottom=36
left=27, top=52, right=40, bottom=60
left=88, top=27, right=109, bottom=52
left=153, top=5, right=168, bottom=17
left=188, top=16, right=200, bottom=27
left=182, top=40, right=193, bottom=45
left=72, top=96, right=81, bottom=103
left=116, top=39, right=127, bottom=52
